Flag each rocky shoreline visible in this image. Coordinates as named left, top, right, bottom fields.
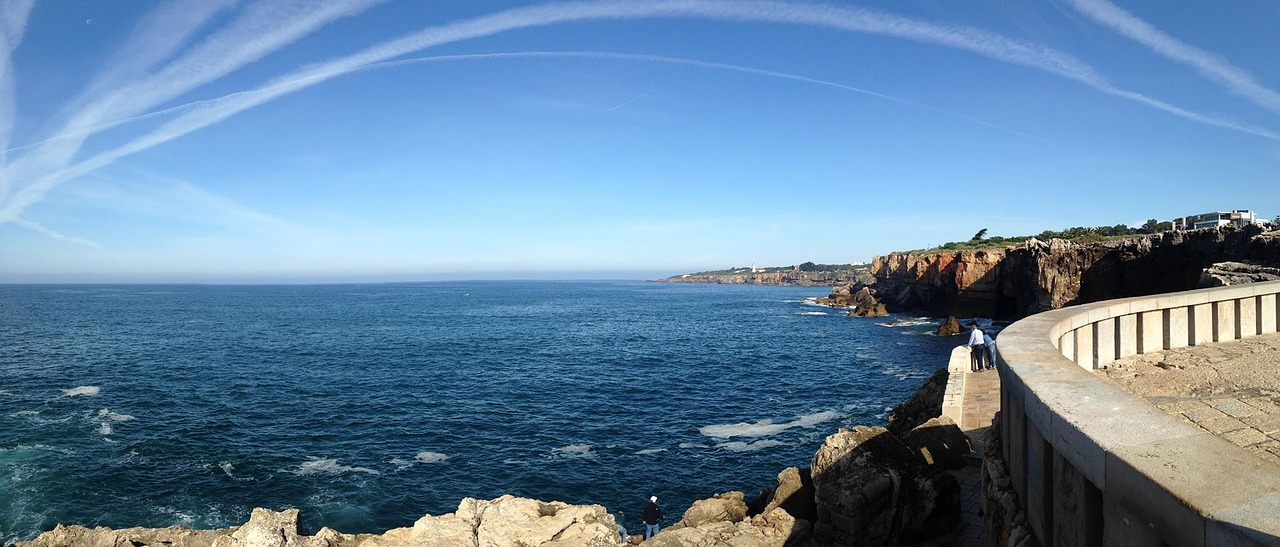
left=15, top=370, right=971, bottom=547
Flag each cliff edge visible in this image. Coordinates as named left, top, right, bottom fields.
left=863, top=225, right=1280, bottom=319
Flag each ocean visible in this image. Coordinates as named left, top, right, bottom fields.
left=0, top=281, right=955, bottom=542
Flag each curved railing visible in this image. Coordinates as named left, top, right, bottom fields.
left=996, top=280, right=1280, bottom=546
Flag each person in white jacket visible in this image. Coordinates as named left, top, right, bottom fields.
left=967, top=323, right=987, bottom=372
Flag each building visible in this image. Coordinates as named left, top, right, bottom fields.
left=1175, top=210, right=1259, bottom=230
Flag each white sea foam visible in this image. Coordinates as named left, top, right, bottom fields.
left=415, top=451, right=448, bottom=464
left=699, top=410, right=841, bottom=439
left=97, top=423, right=113, bottom=436
left=0, top=390, right=13, bottom=396
left=96, top=409, right=135, bottom=422
left=290, top=458, right=380, bottom=476
left=14, top=410, right=39, bottom=416
left=550, top=444, right=595, bottom=458
left=61, top=386, right=100, bottom=397
left=678, top=443, right=708, bottom=449
left=218, top=461, right=236, bottom=478
left=390, top=458, right=413, bottom=471
left=635, top=448, right=667, bottom=455
left=796, top=311, right=828, bottom=316
left=878, top=317, right=938, bottom=328
left=717, top=439, right=788, bottom=452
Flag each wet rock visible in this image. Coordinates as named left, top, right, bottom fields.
left=937, top=316, right=962, bottom=336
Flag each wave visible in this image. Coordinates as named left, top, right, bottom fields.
left=414, top=451, right=448, bottom=464
left=550, top=444, right=595, bottom=458
left=878, top=317, right=938, bottom=328
left=699, top=410, right=841, bottom=439
left=634, top=448, right=667, bottom=455
left=717, top=439, right=788, bottom=452
left=795, top=311, right=828, bottom=316
left=289, top=457, right=380, bottom=476
left=96, top=409, right=135, bottom=422
left=678, top=443, right=708, bottom=449
left=97, top=423, right=113, bottom=436
left=61, top=386, right=100, bottom=397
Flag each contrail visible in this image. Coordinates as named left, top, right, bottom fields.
left=11, top=217, right=105, bottom=251
left=599, top=89, right=655, bottom=116
left=367, top=51, right=1055, bottom=143
left=3, top=0, right=390, bottom=212
left=4, top=0, right=1275, bottom=223
left=0, top=0, right=36, bottom=195
left=1064, top=0, right=1280, bottom=115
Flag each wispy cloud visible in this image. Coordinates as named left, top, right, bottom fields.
left=3, top=0, right=1275, bottom=228
left=0, top=0, right=36, bottom=187
left=11, top=217, right=104, bottom=251
left=1064, top=0, right=1280, bottom=115
left=2, top=0, right=389, bottom=223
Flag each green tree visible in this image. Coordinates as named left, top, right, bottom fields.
left=971, top=228, right=988, bottom=241
left=1142, top=219, right=1160, bottom=233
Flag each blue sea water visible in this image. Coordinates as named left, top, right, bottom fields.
left=0, top=281, right=955, bottom=542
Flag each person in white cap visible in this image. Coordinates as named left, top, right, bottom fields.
left=642, top=496, right=664, bottom=539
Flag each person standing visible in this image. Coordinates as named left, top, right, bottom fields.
left=967, top=323, right=987, bottom=372
left=642, top=496, right=664, bottom=539
left=614, top=511, right=627, bottom=544
left=983, top=331, right=998, bottom=370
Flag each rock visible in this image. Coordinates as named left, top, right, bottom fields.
left=18, top=523, right=231, bottom=547
left=644, top=507, right=807, bottom=547
left=1199, top=260, right=1280, bottom=287
left=212, top=508, right=303, bottom=547
left=671, top=491, right=748, bottom=529
left=810, top=426, right=960, bottom=546
left=761, top=467, right=816, bottom=524
left=936, top=316, right=962, bottom=336
left=886, top=368, right=949, bottom=438
left=847, top=288, right=888, bottom=317
left=899, top=415, right=971, bottom=469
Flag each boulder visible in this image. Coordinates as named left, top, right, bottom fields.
left=936, top=316, right=962, bottom=336
left=761, top=467, right=816, bottom=524
left=1199, top=260, right=1280, bottom=287
left=810, top=426, right=960, bottom=546
left=644, top=507, right=807, bottom=547
left=848, top=288, right=888, bottom=317
left=671, top=491, right=748, bottom=529
left=899, top=415, right=971, bottom=469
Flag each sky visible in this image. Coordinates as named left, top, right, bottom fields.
left=0, top=0, right=1277, bottom=283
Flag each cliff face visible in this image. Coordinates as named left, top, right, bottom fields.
left=869, top=226, right=1280, bottom=319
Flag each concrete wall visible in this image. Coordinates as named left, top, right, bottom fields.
left=997, top=280, right=1280, bottom=547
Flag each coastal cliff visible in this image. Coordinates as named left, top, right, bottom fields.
left=865, top=226, right=1280, bottom=319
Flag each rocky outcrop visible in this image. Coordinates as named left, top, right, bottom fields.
left=868, top=226, right=1280, bottom=319
left=810, top=426, right=961, bottom=546
left=761, top=467, right=816, bottom=524
left=937, top=316, right=962, bottom=336
left=1199, top=260, right=1280, bottom=287
left=814, top=285, right=888, bottom=317
left=642, top=506, right=806, bottom=547
left=18, top=496, right=620, bottom=547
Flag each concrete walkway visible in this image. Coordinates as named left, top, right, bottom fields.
left=941, top=346, right=1003, bottom=547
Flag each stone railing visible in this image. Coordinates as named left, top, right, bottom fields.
left=995, top=280, right=1280, bottom=546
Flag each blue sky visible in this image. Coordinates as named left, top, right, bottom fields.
left=0, top=0, right=1277, bottom=282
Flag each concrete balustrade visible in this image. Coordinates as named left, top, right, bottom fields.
left=996, top=280, right=1280, bottom=547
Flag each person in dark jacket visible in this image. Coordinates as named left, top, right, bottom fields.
left=642, top=496, right=664, bottom=539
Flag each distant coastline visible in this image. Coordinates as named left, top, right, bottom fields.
left=656, top=262, right=874, bottom=287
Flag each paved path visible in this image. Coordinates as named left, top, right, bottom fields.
left=941, top=346, right=1003, bottom=547
left=1100, top=333, right=1280, bottom=465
